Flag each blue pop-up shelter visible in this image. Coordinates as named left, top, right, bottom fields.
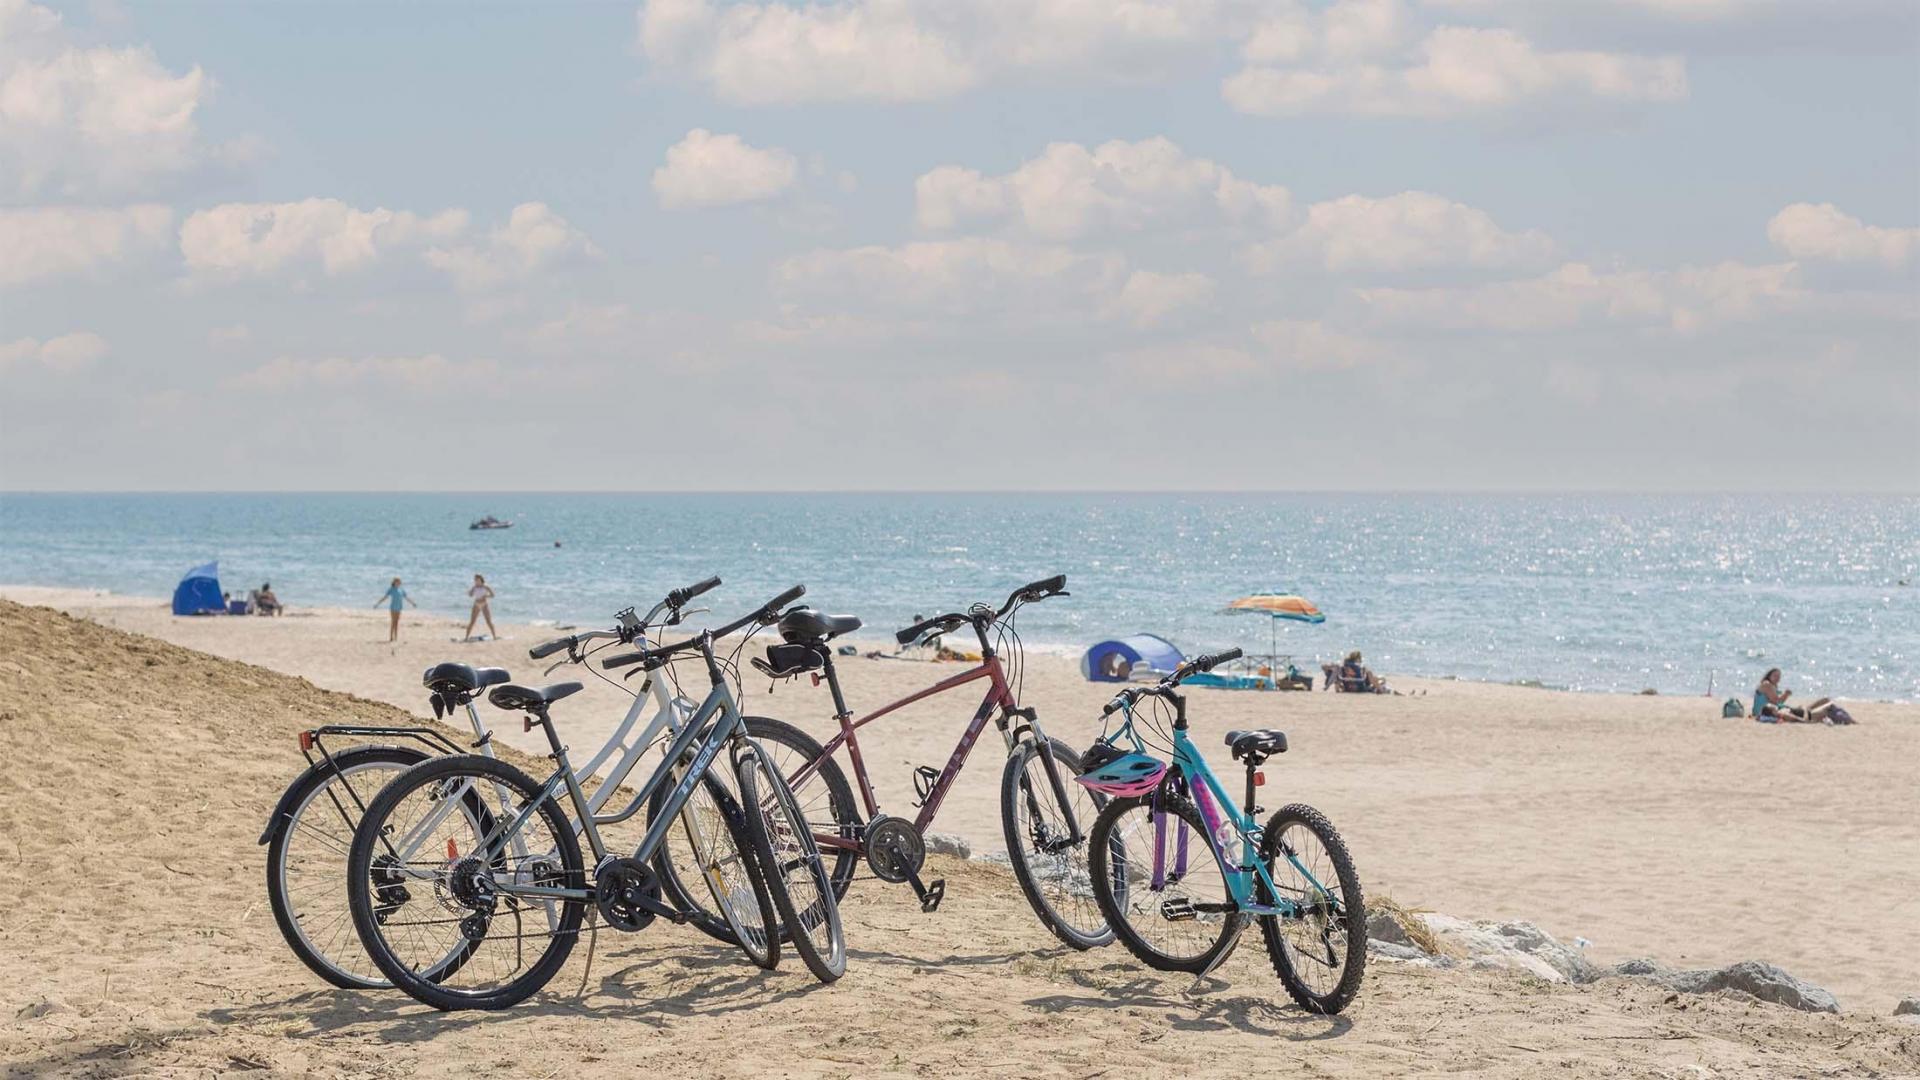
left=1080, top=634, right=1184, bottom=683
left=171, top=561, right=224, bottom=615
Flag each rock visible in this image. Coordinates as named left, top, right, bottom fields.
left=1894, top=997, right=1920, bottom=1016
left=1368, top=940, right=1428, bottom=961
left=1368, top=909, right=1416, bottom=948
left=1416, top=914, right=1598, bottom=984
left=1613, top=957, right=1669, bottom=978
left=1659, top=961, right=1839, bottom=1014
left=922, top=832, right=971, bottom=859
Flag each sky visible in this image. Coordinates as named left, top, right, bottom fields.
left=1, top=0, right=1916, bottom=492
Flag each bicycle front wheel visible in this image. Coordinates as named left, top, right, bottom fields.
left=1257, top=804, right=1366, bottom=1014
left=735, top=740, right=846, bottom=983
left=347, top=755, right=585, bottom=1011
left=1088, top=795, right=1242, bottom=973
left=671, top=771, right=781, bottom=969
left=1000, top=737, right=1113, bottom=950
left=266, top=744, right=430, bottom=990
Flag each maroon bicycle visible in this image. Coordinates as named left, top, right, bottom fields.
left=653, top=575, right=1114, bottom=950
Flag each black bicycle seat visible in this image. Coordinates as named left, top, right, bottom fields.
left=423, top=662, right=510, bottom=696
left=488, top=682, right=584, bottom=712
left=778, top=606, right=862, bottom=643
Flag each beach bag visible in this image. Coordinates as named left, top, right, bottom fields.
left=1721, top=697, right=1745, bottom=718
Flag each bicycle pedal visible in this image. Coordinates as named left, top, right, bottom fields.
left=1159, top=897, right=1197, bottom=922
left=914, top=877, right=946, bottom=913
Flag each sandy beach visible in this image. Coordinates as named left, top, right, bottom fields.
left=6, top=584, right=1918, bottom=1024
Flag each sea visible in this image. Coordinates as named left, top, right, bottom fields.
left=1, top=492, right=1914, bottom=701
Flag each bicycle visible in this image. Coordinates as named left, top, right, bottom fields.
left=663, top=574, right=1116, bottom=951
left=1080, top=648, right=1367, bottom=1013
left=345, top=586, right=844, bottom=1011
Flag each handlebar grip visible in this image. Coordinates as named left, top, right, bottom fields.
left=670, top=576, right=721, bottom=607
left=1195, top=648, right=1243, bottom=672
left=601, top=650, right=648, bottom=670
left=762, top=584, right=805, bottom=614
left=1102, top=698, right=1124, bottom=717
left=529, top=636, right=571, bottom=660
left=1027, top=573, right=1066, bottom=596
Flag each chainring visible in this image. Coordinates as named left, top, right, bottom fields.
left=594, top=856, right=662, bottom=932
left=863, top=814, right=926, bottom=884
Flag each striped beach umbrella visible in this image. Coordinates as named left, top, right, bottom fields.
left=1223, top=593, right=1325, bottom=658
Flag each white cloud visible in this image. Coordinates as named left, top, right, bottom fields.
left=915, top=137, right=1291, bottom=239
left=0, top=0, right=210, bottom=195
left=1251, top=318, right=1383, bottom=368
left=179, top=199, right=468, bottom=276
left=775, top=237, right=1128, bottom=316
left=1767, top=203, right=1918, bottom=268
left=1111, top=269, right=1213, bottom=328
left=0, top=330, right=108, bottom=373
left=1357, top=259, right=1802, bottom=333
left=208, top=323, right=251, bottom=345
left=423, top=203, right=596, bottom=291
left=1224, top=12, right=1687, bottom=118
left=0, top=204, right=172, bottom=286
left=1105, top=342, right=1256, bottom=380
left=1247, top=190, right=1554, bottom=273
left=638, top=0, right=1243, bottom=105
left=653, top=128, right=798, bottom=209
left=230, top=354, right=496, bottom=392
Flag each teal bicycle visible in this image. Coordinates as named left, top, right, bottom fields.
left=1079, top=648, right=1366, bottom=1013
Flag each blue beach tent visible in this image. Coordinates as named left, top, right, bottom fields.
left=172, top=561, right=224, bottom=615
left=1080, top=634, right=1184, bottom=683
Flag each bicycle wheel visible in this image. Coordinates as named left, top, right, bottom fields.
left=266, top=745, right=431, bottom=989
left=1088, top=795, right=1242, bottom=973
left=671, top=770, right=781, bottom=969
left=654, top=716, right=859, bottom=942
left=1000, top=737, right=1113, bottom=950
left=735, top=739, right=846, bottom=983
left=348, top=755, right=585, bottom=1011
left=1257, top=804, right=1366, bottom=1014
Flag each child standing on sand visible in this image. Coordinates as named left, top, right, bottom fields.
left=376, top=577, right=415, bottom=642
left=464, top=574, right=497, bottom=642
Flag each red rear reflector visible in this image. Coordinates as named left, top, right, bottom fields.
left=446, top=838, right=459, bottom=860
left=298, top=731, right=314, bottom=751
left=1253, top=771, right=1266, bottom=787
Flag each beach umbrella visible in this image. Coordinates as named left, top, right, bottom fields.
left=1223, top=593, right=1325, bottom=659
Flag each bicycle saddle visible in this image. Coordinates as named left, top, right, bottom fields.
left=422, top=662, right=510, bottom=695
left=487, top=681, right=584, bottom=712
left=778, top=606, right=862, bottom=643
left=1225, top=729, right=1288, bottom=761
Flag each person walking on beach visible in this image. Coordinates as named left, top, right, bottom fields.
left=464, top=574, right=497, bottom=642
left=376, top=577, right=415, bottom=642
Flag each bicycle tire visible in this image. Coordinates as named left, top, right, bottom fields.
left=1088, top=794, right=1242, bottom=973
left=676, top=772, right=781, bottom=969
left=1257, top=803, right=1366, bottom=1014
left=347, top=755, right=585, bottom=1011
left=1000, top=736, right=1114, bottom=950
left=266, top=744, right=431, bottom=990
left=735, top=740, right=847, bottom=983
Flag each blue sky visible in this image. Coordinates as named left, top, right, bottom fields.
left=2, top=0, right=1916, bottom=491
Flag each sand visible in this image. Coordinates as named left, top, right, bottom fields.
left=2, top=590, right=1918, bottom=1077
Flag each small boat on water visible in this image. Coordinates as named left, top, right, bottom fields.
left=469, top=515, right=513, bottom=531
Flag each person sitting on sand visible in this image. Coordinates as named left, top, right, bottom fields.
left=253, top=582, right=282, bottom=616
left=376, top=577, right=415, bottom=642
left=464, top=574, right=497, bottom=642
left=1337, top=651, right=1388, bottom=693
left=1753, top=668, right=1831, bottom=724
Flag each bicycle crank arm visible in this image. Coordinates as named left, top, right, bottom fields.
left=908, top=873, right=945, bottom=913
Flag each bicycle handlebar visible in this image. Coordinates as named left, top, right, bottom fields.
left=895, top=574, right=1068, bottom=644
left=1101, top=647, right=1244, bottom=716
left=600, top=584, right=805, bottom=670
left=529, top=575, right=726, bottom=661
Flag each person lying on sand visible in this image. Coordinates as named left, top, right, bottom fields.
left=1753, top=668, right=1831, bottom=724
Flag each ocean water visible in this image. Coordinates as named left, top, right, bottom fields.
left=1, top=492, right=1914, bottom=701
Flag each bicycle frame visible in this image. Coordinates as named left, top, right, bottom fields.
left=793, top=649, right=1080, bottom=854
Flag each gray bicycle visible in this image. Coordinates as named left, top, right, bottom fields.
left=345, top=586, right=846, bottom=1011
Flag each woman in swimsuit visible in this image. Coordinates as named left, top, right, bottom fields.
left=376, top=577, right=414, bottom=642
left=1754, top=668, right=1831, bottom=723
left=465, top=574, right=497, bottom=642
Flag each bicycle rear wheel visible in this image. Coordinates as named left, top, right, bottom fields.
left=266, top=745, right=430, bottom=989
left=1000, top=737, right=1113, bottom=950
left=1257, top=804, right=1366, bottom=1014
left=347, top=755, right=585, bottom=1011
left=735, top=739, right=846, bottom=983
left=1088, top=795, right=1242, bottom=973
